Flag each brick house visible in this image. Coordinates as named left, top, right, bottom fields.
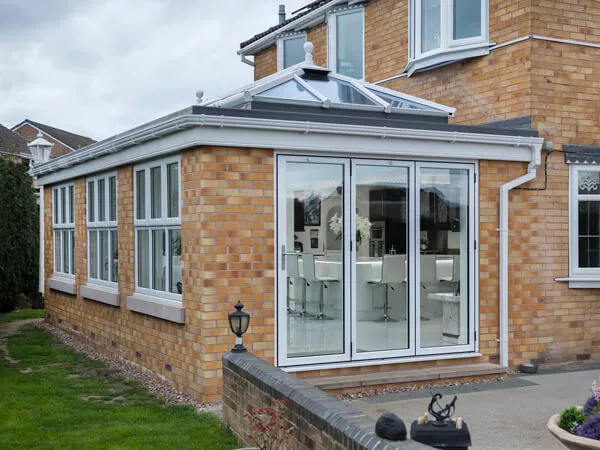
left=31, top=0, right=600, bottom=403
left=0, top=124, right=30, bottom=165
left=12, top=119, right=96, bottom=158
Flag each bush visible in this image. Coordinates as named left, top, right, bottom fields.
left=0, top=157, right=39, bottom=312
left=584, top=395, right=599, bottom=416
left=559, top=406, right=585, bottom=432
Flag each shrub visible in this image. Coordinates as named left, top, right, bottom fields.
left=0, top=157, right=39, bottom=312
left=244, top=399, right=294, bottom=450
left=584, top=395, right=599, bottom=416
left=578, top=413, right=600, bottom=440
left=558, top=406, right=585, bottom=432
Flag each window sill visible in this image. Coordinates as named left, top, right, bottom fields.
left=126, top=294, right=185, bottom=324
left=405, top=42, right=491, bottom=76
left=555, top=277, right=600, bottom=289
left=48, top=277, right=77, bottom=295
left=81, top=284, right=120, bottom=307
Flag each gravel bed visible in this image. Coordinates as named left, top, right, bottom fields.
left=37, top=322, right=221, bottom=415
left=336, top=375, right=507, bottom=401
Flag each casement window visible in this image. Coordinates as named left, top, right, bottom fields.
left=134, top=156, right=182, bottom=300
left=277, top=33, right=306, bottom=70
left=52, top=183, right=75, bottom=277
left=87, top=173, right=118, bottom=285
left=570, top=166, right=600, bottom=278
left=328, top=7, right=364, bottom=79
left=407, top=0, right=489, bottom=75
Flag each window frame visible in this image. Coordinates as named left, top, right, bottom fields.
left=327, top=6, right=365, bottom=80
left=52, top=182, right=75, bottom=279
left=87, top=172, right=118, bottom=287
left=133, top=156, right=182, bottom=301
left=277, top=32, right=307, bottom=71
left=408, top=0, right=489, bottom=75
left=569, top=165, right=600, bottom=278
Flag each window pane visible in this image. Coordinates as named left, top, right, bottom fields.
left=69, top=186, right=74, bottom=223
left=152, top=229, right=165, bottom=291
left=302, top=77, right=374, bottom=105
left=150, top=167, right=162, bottom=219
left=579, top=201, right=600, bottom=237
left=283, top=36, right=305, bottom=68
left=109, top=176, right=117, bottom=221
left=99, top=230, right=109, bottom=281
left=336, top=11, right=363, bottom=78
left=579, top=237, right=600, bottom=268
left=89, top=230, right=98, bottom=279
left=111, top=230, right=118, bottom=282
left=169, top=229, right=182, bottom=294
left=54, top=231, right=61, bottom=272
left=61, top=187, right=66, bottom=224
left=136, top=170, right=146, bottom=220
left=421, top=0, right=441, bottom=53
left=579, top=171, right=600, bottom=195
left=138, top=230, right=150, bottom=288
left=453, top=0, right=481, bottom=40
left=257, top=79, right=319, bottom=102
left=53, top=189, right=59, bottom=224
left=167, top=163, right=179, bottom=218
left=98, top=179, right=106, bottom=222
left=88, top=181, right=95, bottom=222
left=62, top=230, right=69, bottom=273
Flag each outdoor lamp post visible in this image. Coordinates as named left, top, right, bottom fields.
left=228, top=301, right=250, bottom=353
left=28, top=132, right=54, bottom=166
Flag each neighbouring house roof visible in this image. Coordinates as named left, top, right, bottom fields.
left=0, top=124, right=29, bottom=158
left=12, top=119, right=96, bottom=151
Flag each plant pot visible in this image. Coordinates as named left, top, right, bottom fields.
left=548, top=414, right=600, bottom=450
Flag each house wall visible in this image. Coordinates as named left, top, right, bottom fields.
left=14, top=123, right=73, bottom=157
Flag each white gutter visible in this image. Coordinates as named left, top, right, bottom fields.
left=498, top=142, right=543, bottom=367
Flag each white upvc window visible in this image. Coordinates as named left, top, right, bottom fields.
left=87, top=173, right=118, bottom=285
left=277, top=33, right=307, bottom=70
left=134, top=156, right=182, bottom=300
left=408, top=0, right=489, bottom=75
left=52, top=183, right=75, bottom=277
left=570, top=166, right=600, bottom=278
left=328, top=6, right=364, bottom=79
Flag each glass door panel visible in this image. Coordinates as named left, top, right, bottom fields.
left=277, top=156, right=350, bottom=366
left=352, top=161, right=413, bottom=358
left=417, top=164, right=474, bottom=354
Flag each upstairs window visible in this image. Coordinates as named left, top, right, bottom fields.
left=87, top=173, right=118, bottom=285
left=328, top=7, right=364, bottom=79
left=408, top=0, right=489, bottom=75
left=52, top=183, right=75, bottom=277
left=277, top=34, right=306, bottom=70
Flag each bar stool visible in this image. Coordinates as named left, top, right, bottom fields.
left=301, top=253, right=338, bottom=320
left=368, top=254, right=405, bottom=322
left=286, top=253, right=305, bottom=315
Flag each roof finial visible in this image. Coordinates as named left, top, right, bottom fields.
left=196, top=90, right=204, bottom=104
left=304, top=41, right=314, bottom=65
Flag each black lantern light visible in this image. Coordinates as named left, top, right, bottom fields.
left=228, top=301, right=250, bottom=353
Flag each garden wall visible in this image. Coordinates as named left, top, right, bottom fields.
left=222, top=351, right=432, bottom=450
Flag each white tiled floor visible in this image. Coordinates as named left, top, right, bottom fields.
left=286, top=315, right=462, bottom=359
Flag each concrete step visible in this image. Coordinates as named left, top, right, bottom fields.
left=305, top=363, right=508, bottom=391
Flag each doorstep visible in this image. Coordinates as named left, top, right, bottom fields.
left=305, top=363, right=508, bottom=392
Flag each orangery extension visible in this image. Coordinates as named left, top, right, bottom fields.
left=32, top=46, right=546, bottom=403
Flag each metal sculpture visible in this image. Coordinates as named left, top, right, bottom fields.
left=427, top=393, right=457, bottom=426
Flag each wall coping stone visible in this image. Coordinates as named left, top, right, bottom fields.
left=222, top=351, right=432, bottom=450
left=81, top=284, right=120, bottom=306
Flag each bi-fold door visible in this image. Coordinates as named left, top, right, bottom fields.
left=276, top=155, right=476, bottom=367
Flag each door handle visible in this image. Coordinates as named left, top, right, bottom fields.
left=281, top=245, right=286, bottom=271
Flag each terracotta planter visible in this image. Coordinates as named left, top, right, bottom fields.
left=548, top=414, right=600, bottom=450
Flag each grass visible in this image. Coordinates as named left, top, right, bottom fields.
left=0, top=309, right=45, bottom=323
left=0, top=323, right=239, bottom=449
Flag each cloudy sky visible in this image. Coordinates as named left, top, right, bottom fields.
left=0, top=0, right=310, bottom=140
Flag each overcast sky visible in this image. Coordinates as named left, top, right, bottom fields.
left=0, top=0, right=310, bottom=141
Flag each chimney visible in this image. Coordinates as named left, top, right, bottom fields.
left=278, top=4, right=286, bottom=24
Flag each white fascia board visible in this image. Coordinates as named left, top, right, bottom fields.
left=34, top=114, right=542, bottom=185
left=238, top=0, right=348, bottom=56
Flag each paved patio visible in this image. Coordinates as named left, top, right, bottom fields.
left=346, top=364, right=600, bottom=449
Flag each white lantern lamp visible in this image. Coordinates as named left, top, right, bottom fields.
left=28, top=132, right=54, bottom=166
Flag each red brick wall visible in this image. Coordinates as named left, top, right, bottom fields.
left=14, top=123, right=73, bottom=158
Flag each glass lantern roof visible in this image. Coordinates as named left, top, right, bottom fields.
left=200, top=43, right=455, bottom=118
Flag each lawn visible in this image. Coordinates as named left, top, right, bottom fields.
left=0, top=316, right=238, bottom=449
left=0, top=308, right=45, bottom=323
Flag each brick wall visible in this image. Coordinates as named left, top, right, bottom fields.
left=14, top=123, right=72, bottom=157
left=223, top=351, right=431, bottom=450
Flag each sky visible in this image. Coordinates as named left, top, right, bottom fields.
left=0, top=0, right=310, bottom=141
